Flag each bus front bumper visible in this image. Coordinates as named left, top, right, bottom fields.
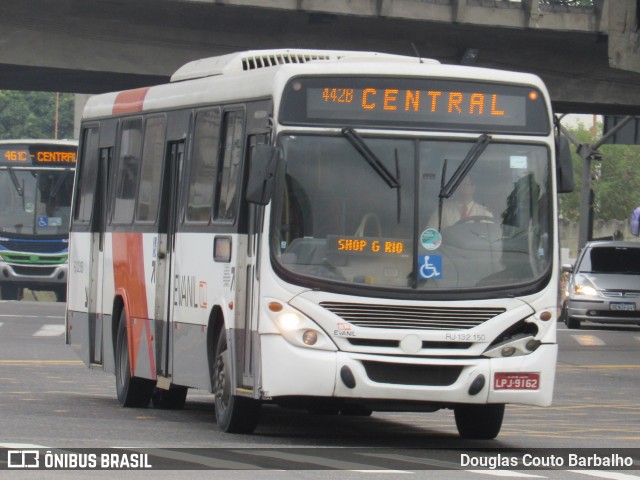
left=0, top=261, right=68, bottom=287
left=260, top=334, right=556, bottom=408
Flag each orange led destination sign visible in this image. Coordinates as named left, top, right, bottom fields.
left=328, top=235, right=408, bottom=257
left=321, top=87, right=513, bottom=117
left=0, top=146, right=77, bottom=166
left=281, top=76, right=550, bottom=134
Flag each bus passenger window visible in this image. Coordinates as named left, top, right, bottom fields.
left=136, top=116, right=166, bottom=223
left=216, top=110, right=244, bottom=221
left=113, top=118, right=143, bottom=224
left=74, top=126, right=100, bottom=224
left=187, top=108, right=221, bottom=223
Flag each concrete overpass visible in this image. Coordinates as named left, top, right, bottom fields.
left=1, top=0, right=640, bottom=114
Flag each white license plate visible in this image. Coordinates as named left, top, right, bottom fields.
left=610, top=302, right=635, bottom=311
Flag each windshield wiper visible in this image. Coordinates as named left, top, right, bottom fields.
left=7, top=167, right=24, bottom=197
left=342, top=128, right=400, bottom=189
left=439, top=134, right=491, bottom=199
left=435, top=134, right=491, bottom=230
left=50, top=169, right=71, bottom=199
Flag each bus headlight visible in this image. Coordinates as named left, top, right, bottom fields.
left=483, top=318, right=540, bottom=358
left=271, top=309, right=336, bottom=351
left=483, top=335, right=539, bottom=358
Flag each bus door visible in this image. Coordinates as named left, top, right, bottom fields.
left=238, top=133, right=270, bottom=389
left=88, top=146, right=112, bottom=366
left=156, top=140, right=184, bottom=380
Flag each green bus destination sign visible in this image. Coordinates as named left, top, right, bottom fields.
left=280, top=76, right=550, bottom=134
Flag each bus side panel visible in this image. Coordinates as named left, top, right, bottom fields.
left=101, top=233, right=116, bottom=374
left=111, top=231, right=157, bottom=380
left=66, top=231, right=92, bottom=365
left=171, top=232, right=236, bottom=391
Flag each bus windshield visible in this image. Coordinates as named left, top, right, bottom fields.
left=0, top=167, right=74, bottom=236
left=272, top=134, right=551, bottom=292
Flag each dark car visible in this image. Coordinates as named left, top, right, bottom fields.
left=561, top=241, right=640, bottom=329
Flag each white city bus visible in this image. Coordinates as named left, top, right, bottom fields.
left=67, top=49, right=573, bottom=439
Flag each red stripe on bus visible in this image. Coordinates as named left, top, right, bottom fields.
left=112, top=87, right=150, bottom=115
left=112, top=233, right=151, bottom=377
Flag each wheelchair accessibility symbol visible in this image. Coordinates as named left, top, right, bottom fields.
left=418, top=254, right=442, bottom=279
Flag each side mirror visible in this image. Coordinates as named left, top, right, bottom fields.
left=246, top=144, right=279, bottom=205
left=556, top=135, right=574, bottom=193
left=561, top=263, right=574, bottom=274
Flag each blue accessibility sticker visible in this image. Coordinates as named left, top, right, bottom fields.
left=418, top=254, right=442, bottom=279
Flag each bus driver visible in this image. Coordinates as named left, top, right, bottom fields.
left=428, top=174, right=493, bottom=230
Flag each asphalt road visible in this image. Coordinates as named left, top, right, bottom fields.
left=0, top=300, right=639, bottom=479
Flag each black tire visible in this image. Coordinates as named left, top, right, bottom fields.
left=565, top=315, right=581, bottom=330
left=54, top=286, right=67, bottom=303
left=340, top=404, right=373, bottom=417
left=454, top=404, right=505, bottom=439
left=212, top=329, right=261, bottom=433
left=1, top=285, right=21, bottom=301
left=115, top=310, right=154, bottom=408
left=152, top=386, right=188, bottom=409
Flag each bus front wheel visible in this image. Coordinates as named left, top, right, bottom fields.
left=1, top=285, right=21, bottom=300
left=454, top=404, right=504, bottom=439
left=115, top=311, right=154, bottom=408
left=212, top=329, right=261, bottom=433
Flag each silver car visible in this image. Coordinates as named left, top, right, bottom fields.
left=561, top=241, right=640, bottom=329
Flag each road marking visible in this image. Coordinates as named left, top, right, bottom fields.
left=0, top=443, right=47, bottom=448
left=571, top=334, right=606, bottom=346
left=0, top=360, right=82, bottom=364
left=235, top=449, right=409, bottom=473
left=33, top=324, right=65, bottom=336
left=359, top=453, right=544, bottom=477
left=466, top=471, right=545, bottom=478
left=569, top=470, right=640, bottom=480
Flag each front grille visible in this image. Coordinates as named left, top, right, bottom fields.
left=11, top=266, right=56, bottom=276
left=362, top=361, right=462, bottom=386
left=602, top=290, right=640, bottom=299
left=0, top=239, right=67, bottom=254
left=321, top=302, right=505, bottom=330
left=589, top=310, right=640, bottom=319
left=347, top=339, right=472, bottom=350
left=3, top=253, right=67, bottom=264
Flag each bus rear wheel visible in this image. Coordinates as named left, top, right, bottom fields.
left=454, top=404, right=504, bottom=439
left=115, top=310, right=154, bottom=408
left=212, top=329, right=261, bottom=433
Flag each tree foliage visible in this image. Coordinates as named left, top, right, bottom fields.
left=0, top=91, right=75, bottom=140
left=559, top=120, right=640, bottom=223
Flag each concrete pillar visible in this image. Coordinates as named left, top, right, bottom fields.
left=608, top=0, right=640, bottom=73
